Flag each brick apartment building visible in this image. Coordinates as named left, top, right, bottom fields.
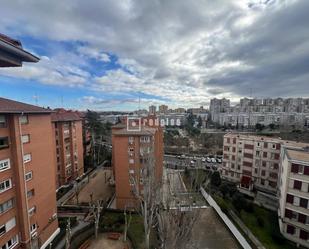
left=222, top=134, right=283, bottom=197
left=0, top=97, right=59, bottom=249
left=279, top=146, right=309, bottom=248
left=112, top=117, right=163, bottom=209
left=222, top=133, right=309, bottom=247
left=51, top=109, right=84, bottom=188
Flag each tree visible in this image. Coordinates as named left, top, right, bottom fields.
left=123, top=206, right=132, bottom=242
left=65, top=218, right=72, bottom=249
left=197, top=116, right=203, bottom=128
left=130, top=156, right=161, bottom=249
left=255, top=123, right=265, bottom=131
left=210, top=171, right=221, bottom=187
left=268, top=123, right=276, bottom=130
left=89, top=200, right=104, bottom=239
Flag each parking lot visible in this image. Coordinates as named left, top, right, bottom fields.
left=164, top=154, right=222, bottom=171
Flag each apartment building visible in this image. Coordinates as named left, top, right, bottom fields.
left=158, top=105, right=168, bottom=114
left=112, top=118, right=163, bottom=209
left=222, top=134, right=283, bottom=197
left=51, top=109, right=84, bottom=188
left=278, top=146, right=309, bottom=248
left=148, top=105, right=156, bottom=115
left=0, top=97, right=59, bottom=249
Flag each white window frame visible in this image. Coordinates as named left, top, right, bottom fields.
left=30, top=223, right=37, bottom=234
left=293, top=196, right=300, bottom=206
left=23, top=154, right=31, bottom=163
left=0, top=115, right=6, bottom=127
left=0, top=224, right=5, bottom=236
left=0, top=198, right=14, bottom=214
left=0, top=158, right=10, bottom=172
left=129, top=159, right=134, bottom=164
left=25, top=172, right=33, bottom=182
left=28, top=206, right=36, bottom=216
left=21, top=134, right=30, bottom=144
left=0, top=179, right=12, bottom=193
left=19, top=115, right=28, bottom=125
left=7, top=234, right=18, bottom=249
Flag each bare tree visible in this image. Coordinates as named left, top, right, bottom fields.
left=123, top=205, right=132, bottom=242
left=65, top=218, right=72, bottom=249
left=89, top=200, right=104, bottom=239
left=130, top=153, right=161, bottom=249
left=74, top=183, right=81, bottom=205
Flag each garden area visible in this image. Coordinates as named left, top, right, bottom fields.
left=212, top=184, right=298, bottom=249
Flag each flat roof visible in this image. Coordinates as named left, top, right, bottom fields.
left=285, top=148, right=309, bottom=163
left=113, top=127, right=157, bottom=136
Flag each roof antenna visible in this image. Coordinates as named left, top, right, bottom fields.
left=61, top=95, right=64, bottom=107
left=33, top=93, right=38, bottom=106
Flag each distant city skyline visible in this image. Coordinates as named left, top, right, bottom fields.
left=1, top=1, right=309, bottom=110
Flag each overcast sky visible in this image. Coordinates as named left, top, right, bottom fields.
left=0, top=0, right=308, bottom=110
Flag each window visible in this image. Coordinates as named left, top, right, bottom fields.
left=19, top=115, right=28, bottom=124
left=25, top=172, right=33, bottom=181
left=0, top=199, right=14, bottom=214
left=30, top=223, right=37, bottom=234
left=272, top=144, right=276, bottom=149
left=23, top=154, right=31, bottom=163
left=129, top=159, right=134, bottom=164
left=294, top=180, right=302, bottom=190
left=0, top=137, right=9, bottom=149
left=286, top=194, right=294, bottom=204
left=140, top=136, right=150, bottom=143
left=0, top=179, right=12, bottom=193
left=6, top=234, right=18, bottom=249
left=21, top=135, right=30, bottom=144
left=28, top=206, right=36, bottom=216
left=300, top=198, right=308, bottom=208
left=129, top=169, right=135, bottom=174
left=27, top=189, right=34, bottom=199
left=0, top=116, right=6, bottom=128
left=293, top=196, right=300, bottom=206
left=128, top=137, right=134, bottom=143
left=0, top=224, right=5, bottom=236
left=0, top=159, right=10, bottom=172
left=298, top=165, right=304, bottom=174
left=299, top=230, right=308, bottom=241
left=286, top=225, right=295, bottom=235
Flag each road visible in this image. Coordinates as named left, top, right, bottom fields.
left=164, top=154, right=222, bottom=172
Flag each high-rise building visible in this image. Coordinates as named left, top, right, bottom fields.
left=51, top=109, right=84, bottom=188
left=112, top=118, right=163, bottom=209
left=0, top=97, right=59, bottom=249
left=278, top=146, right=309, bottom=248
left=158, top=105, right=168, bottom=114
left=149, top=105, right=156, bottom=115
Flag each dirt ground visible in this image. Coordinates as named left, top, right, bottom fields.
left=88, top=233, right=131, bottom=249
left=190, top=208, right=241, bottom=249
left=68, top=168, right=114, bottom=204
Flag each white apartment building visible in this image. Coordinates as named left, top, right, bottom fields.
left=278, top=146, right=309, bottom=248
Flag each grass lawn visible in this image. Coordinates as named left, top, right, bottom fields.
left=99, top=211, right=146, bottom=249
left=214, top=195, right=297, bottom=249
left=239, top=206, right=297, bottom=249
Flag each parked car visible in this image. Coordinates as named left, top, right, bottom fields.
left=205, top=165, right=211, bottom=170
left=201, top=157, right=206, bottom=162
left=206, top=157, right=211, bottom=163
left=216, top=158, right=222, bottom=163
left=181, top=154, right=186, bottom=159
left=211, top=158, right=217, bottom=163
left=212, top=165, right=217, bottom=170
left=190, top=160, right=195, bottom=164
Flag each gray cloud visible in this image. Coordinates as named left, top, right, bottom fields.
left=1, top=0, right=308, bottom=108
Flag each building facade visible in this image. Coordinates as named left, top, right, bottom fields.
left=51, top=109, right=84, bottom=188
left=278, top=146, right=309, bottom=248
left=0, top=97, right=59, bottom=249
left=158, top=105, right=168, bottom=114
left=222, top=134, right=282, bottom=197
left=148, top=105, right=156, bottom=115
left=112, top=119, right=163, bottom=209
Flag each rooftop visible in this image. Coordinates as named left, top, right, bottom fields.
left=51, top=109, right=82, bottom=122
left=0, top=33, right=39, bottom=67
left=0, top=97, right=52, bottom=114
left=285, top=147, right=309, bottom=163
left=112, top=126, right=157, bottom=136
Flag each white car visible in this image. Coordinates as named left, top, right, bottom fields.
left=201, top=157, right=206, bottom=162
left=211, top=158, right=217, bottom=163
left=206, top=157, right=211, bottom=163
